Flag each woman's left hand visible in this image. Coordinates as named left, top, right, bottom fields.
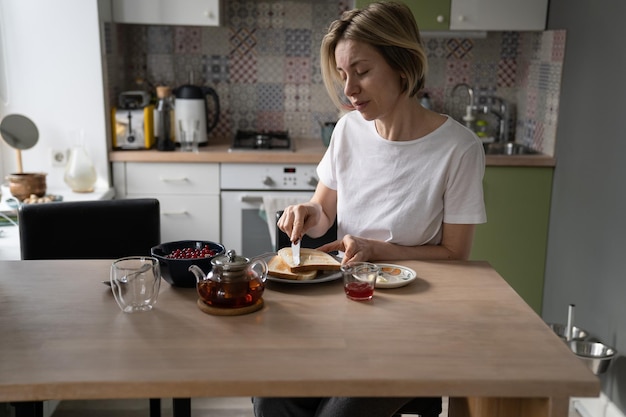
left=317, top=223, right=477, bottom=263
left=317, top=234, right=374, bottom=264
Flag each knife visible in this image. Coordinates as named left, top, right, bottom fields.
left=292, top=239, right=301, bottom=266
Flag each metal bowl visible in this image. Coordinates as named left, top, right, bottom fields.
left=569, top=341, right=617, bottom=375
left=547, top=323, right=588, bottom=341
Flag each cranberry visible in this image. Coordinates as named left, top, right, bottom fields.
left=165, top=244, right=218, bottom=259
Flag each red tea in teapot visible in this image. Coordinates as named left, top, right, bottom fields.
left=197, top=276, right=264, bottom=309
left=191, top=249, right=268, bottom=309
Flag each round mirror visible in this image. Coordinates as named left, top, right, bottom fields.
left=0, top=114, right=39, bottom=150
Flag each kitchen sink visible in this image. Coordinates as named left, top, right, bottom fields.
left=483, top=142, right=538, bottom=155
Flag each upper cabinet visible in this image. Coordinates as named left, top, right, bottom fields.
left=355, top=0, right=547, bottom=31
left=449, top=0, right=547, bottom=31
left=355, top=0, right=450, bottom=30
left=112, top=0, right=222, bottom=26
left=404, top=0, right=451, bottom=31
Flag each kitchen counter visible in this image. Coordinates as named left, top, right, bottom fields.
left=109, top=137, right=556, bottom=167
left=109, top=137, right=327, bottom=164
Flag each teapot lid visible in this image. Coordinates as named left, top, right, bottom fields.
left=212, top=249, right=250, bottom=271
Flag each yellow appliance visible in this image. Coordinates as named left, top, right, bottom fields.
left=112, top=91, right=155, bottom=149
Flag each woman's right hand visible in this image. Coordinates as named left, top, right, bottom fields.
left=278, top=203, right=321, bottom=243
left=279, top=183, right=338, bottom=243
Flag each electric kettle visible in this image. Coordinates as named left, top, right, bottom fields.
left=173, top=84, right=220, bottom=145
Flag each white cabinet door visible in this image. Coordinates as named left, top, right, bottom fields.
left=131, top=193, right=220, bottom=242
left=114, top=162, right=221, bottom=243
left=112, top=0, right=221, bottom=26
left=450, top=0, right=547, bottom=31
left=125, top=163, right=219, bottom=195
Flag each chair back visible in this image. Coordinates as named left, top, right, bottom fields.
left=393, top=397, right=442, bottom=416
left=275, top=210, right=337, bottom=251
left=18, top=198, right=160, bottom=260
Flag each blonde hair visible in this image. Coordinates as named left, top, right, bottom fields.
left=321, top=1, right=428, bottom=110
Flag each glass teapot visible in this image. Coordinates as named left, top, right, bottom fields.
left=189, top=249, right=267, bottom=309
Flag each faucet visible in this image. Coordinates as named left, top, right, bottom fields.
left=451, top=84, right=510, bottom=142
left=494, top=97, right=510, bottom=142
left=451, top=83, right=476, bottom=130
left=478, top=96, right=509, bottom=142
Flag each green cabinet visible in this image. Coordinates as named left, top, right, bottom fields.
left=355, top=0, right=450, bottom=31
left=355, top=0, right=547, bottom=31
left=470, top=167, right=553, bottom=314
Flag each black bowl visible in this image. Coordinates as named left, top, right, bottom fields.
left=151, top=240, right=225, bottom=287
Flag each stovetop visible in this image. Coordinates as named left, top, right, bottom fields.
left=229, top=130, right=293, bottom=151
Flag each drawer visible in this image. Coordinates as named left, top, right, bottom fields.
left=128, top=194, right=220, bottom=243
left=125, top=163, right=219, bottom=195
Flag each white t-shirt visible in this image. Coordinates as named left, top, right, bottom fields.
left=317, top=110, right=486, bottom=246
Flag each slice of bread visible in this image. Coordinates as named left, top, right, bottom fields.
left=277, top=247, right=341, bottom=273
left=268, top=255, right=318, bottom=280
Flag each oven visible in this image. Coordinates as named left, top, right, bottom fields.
left=220, top=163, right=318, bottom=257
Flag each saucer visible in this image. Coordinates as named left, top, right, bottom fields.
left=375, top=264, right=417, bottom=289
left=196, top=298, right=264, bottom=316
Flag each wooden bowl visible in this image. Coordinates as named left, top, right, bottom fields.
left=7, top=172, right=47, bottom=201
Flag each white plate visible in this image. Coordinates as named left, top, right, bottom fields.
left=261, top=252, right=342, bottom=285
left=375, top=263, right=417, bottom=288
left=266, top=270, right=342, bottom=285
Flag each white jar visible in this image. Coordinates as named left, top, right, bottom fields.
left=64, top=142, right=97, bottom=193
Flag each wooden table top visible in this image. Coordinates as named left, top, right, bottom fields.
left=0, top=259, right=597, bottom=403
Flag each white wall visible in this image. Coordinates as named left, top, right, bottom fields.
left=0, top=0, right=110, bottom=190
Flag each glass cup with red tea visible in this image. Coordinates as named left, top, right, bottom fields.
left=342, top=262, right=379, bottom=301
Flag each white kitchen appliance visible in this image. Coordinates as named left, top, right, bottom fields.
left=220, top=163, right=319, bottom=257
left=173, top=84, right=220, bottom=145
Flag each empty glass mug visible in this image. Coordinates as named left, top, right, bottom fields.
left=110, top=256, right=161, bottom=312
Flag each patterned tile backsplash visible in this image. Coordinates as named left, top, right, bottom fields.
left=106, top=0, right=565, bottom=156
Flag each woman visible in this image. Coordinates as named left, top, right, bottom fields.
left=255, top=1, right=486, bottom=416
left=280, top=1, right=485, bottom=265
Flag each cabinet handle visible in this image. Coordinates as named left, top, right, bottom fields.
left=436, top=15, right=445, bottom=23
left=160, top=176, right=189, bottom=182
left=162, top=210, right=189, bottom=216
left=241, top=195, right=263, bottom=204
